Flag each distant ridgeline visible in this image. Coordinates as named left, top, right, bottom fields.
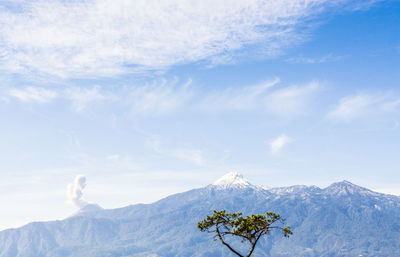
left=1, top=172, right=399, bottom=257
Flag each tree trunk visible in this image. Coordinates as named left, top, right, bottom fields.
left=216, top=226, right=244, bottom=257
left=246, top=234, right=262, bottom=257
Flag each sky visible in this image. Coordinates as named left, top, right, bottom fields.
left=0, top=0, right=399, bottom=230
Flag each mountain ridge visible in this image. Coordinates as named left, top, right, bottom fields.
left=1, top=173, right=399, bottom=257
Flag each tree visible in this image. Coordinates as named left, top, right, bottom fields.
left=197, top=210, right=292, bottom=257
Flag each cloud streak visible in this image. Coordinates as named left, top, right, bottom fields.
left=269, top=134, right=292, bottom=154
left=125, top=78, right=192, bottom=115
left=264, top=81, right=320, bottom=116
left=2, top=77, right=321, bottom=118
left=201, top=77, right=280, bottom=110
left=200, top=78, right=320, bottom=116
left=8, top=86, right=57, bottom=103
left=64, top=86, right=111, bottom=112
left=327, top=93, right=400, bottom=122
left=146, top=135, right=205, bottom=166
left=286, top=53, right=346, bottom=64
left=0, top=0, right=378, bottom=78
left=4, top=85, right=111, bottom=111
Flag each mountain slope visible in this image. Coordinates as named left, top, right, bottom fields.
left=1, top=173, right=399, bottom=257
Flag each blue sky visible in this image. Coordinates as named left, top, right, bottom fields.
left=0, top=0, right=399, bottom=230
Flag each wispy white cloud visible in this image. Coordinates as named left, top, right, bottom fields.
left=269, top=134, right=292, bottom=154
left=264, top=81, right=320, bottom=116
left=201, top=77, right=280, bottom=110
left=64, top=86, right=111, bottom=112
left=125, top=78, right=192, bottom=115
left=286, top=53, right=346, bottom=64
left=170, top=149, right=205, bottom=166
left=2, top=78, right=191, bottom=114
left=0, top=0, right=378, bottom=78
left=200, top=78, right=320, bottom=117
left=8, top=86, right=57, bottom=103
left=146, top=135, right=205, bottom=166
left=3, top=84, right=112, bottom=111
left=327, top=93, right=400, bottom=122
left=2, top=77, right=321, bottom=117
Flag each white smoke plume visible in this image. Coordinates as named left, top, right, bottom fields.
left=67, top=175, right=89, bottom=209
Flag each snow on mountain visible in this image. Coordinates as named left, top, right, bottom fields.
left=1, top=173, right=400, bottom=257
left=324, top=180, right=377, bottom=196
left=268, top=185, right=321, bottom=195
left=211, top=172, right=252, bottom=188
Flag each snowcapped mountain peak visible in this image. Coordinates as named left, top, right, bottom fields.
left=337, top=180, right=355, bottom=186
left=212, top=172, right=251, bottom=188
left=324, top=180, right=374, bottom=196
left=328, top=180, right=360, bottom=189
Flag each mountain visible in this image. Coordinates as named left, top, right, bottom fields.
left=1, top=172, right=400, bottom=257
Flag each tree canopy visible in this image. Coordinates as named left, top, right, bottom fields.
left=197, top=210, right=292, bottom=257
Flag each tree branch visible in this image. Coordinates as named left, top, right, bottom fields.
left=246, top=232, right=263, bottom=257
left=216, top=225, right=245, bottom=257
left=220, top=231, right=251, bottom=242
